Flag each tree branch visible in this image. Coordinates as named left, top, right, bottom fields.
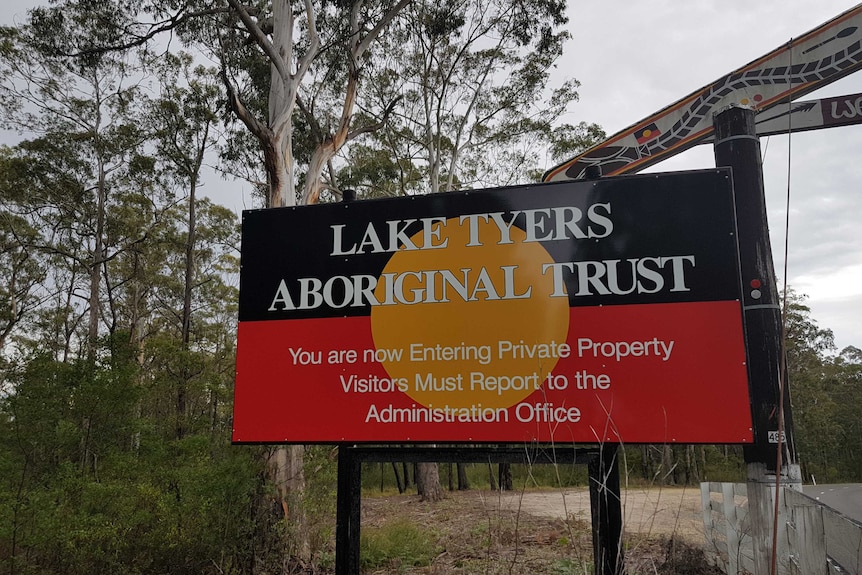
left=218, top=62, right=267, bottom=140
left=345, top=95, right=402, bottom=141
left=50, top=7, right=230, bottom=58
left=224, top=0, right=288, bottom=82
left=354, top=0, right=411, bottom=60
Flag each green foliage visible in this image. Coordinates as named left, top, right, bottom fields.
left=361, top=460, right=591, bottom=494
left=511, top=460, right=590, bottom=488
left=0, top=8, right=260, bottom=568
left=341, top=0, right=605, bottom=197
left=301, top=446, right=339, bottom=567
left=774, top=290, right=862, bottom=483
left=360, top=518, right=438, bottom=570
left=0, top=336, right=265, bottom=575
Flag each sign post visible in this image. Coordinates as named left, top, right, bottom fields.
left=589, top=444, right=623, bottom=575
left=713, top=105, right=801, bottom=574
left=335, top=447, right=361, bottom=575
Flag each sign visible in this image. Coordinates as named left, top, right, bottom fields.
left=233, top=170, right=753, bottom=444
left=543, top=5, right=862, bottom=181
left=727, top=92, right=862, bottom=138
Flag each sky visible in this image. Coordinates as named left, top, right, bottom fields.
left=2, top=1, right=861, bottom=352
left=556, top=1, right=862, bottom=353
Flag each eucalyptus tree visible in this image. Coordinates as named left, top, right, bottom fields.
left=190, top=1, right=413, bottom=560
left=29, top=0, right=413, bottom=564
left=0, top=136, right=118, bottom=360
left=827, top=346, right=862, bottom=479
left=142, top=199, right=239, bottom=437
left=0, top=15, right=152, bottom=358
left=349, top=0, right=605, bottom=197
left=142, top=52, right=226, bottom=438
left=191, top=3, right=408, bottom=561
left=34, top=0, right=411, bottom=204
left=782, top=291, right=842, bottom=481
left=155, top=0, right=407, bottom=206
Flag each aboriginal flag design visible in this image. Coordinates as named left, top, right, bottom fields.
left=635, top=123, right=661, bottom=144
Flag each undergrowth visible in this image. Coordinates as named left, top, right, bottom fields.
left=360, top=517, right=439, bottom=570
left=360, top=490, right=723, bottom=575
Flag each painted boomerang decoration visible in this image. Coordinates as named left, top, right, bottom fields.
left=543, top=4, right=862, bottom=182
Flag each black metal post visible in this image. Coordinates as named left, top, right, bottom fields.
left=588, top=444, right=624, bottom=575
left=335, top=189, right=360, bottom=575
left=714, top=105, right=801, bottom=573
left=713, top=105, right=798, bottom=475
left=582, top=162, right=624, bottom=575
left=335, top=445, right=361, bottom=575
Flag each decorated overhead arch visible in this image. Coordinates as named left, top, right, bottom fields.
left=543, top=5, right=862, bottom=182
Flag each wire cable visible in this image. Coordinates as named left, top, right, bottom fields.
left=770, top=37, right=795, bottom=575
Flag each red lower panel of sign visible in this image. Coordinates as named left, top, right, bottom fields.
left=232, top=301, right=752, bottom=444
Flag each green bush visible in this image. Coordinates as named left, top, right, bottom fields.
left=359, top=518, right=437, bottom=570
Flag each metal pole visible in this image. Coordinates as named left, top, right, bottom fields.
left=335, top=188, right=361, bottom=575
left=713, top=105, right=801, bottom=573
left=582, top=163, right=624, bottom=575
left=713, top=105, right=798, bottom=473
left=588, top=444, right=624, bottom=575
left=335, top=445, right=361, bottom=575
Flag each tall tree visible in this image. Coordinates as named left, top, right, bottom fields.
left=0, top=201, right=45, bottom=354
left=204, top=1, right=413, bottom=562
left=782, top=290, right=862, bottom=482
left=209, top=0, right=410, bottom=206
left=39, top=0, right=415, bottom=564
left=341, top=0, right=604, bottom=197
left=0, top=16, right=149, bottom=358
left=146, top=52, right=224, bottom=438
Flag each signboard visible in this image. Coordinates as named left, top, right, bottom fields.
left=233, top=170, right=753, bottom=444
left=543, top=5, right=862, bottom=181
left=723, top=91, right=862, bottom=139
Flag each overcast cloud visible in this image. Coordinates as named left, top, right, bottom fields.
left=2, top=1, right=861, bottom=350
left=559, top=1, right=862, bottom=351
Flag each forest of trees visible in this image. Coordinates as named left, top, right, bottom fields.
left=0, top=0, right=860, bottom=573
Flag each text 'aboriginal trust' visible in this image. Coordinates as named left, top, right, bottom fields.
left=266, top=204, right=698, bottom=311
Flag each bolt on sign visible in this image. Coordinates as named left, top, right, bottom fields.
left=233, top=169, right=753, bottom=444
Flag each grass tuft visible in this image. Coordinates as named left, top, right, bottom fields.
left=360, top=518, right=438, bottom=570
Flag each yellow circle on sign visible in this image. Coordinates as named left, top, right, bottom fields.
left=370, top=216, right=570, bottom=409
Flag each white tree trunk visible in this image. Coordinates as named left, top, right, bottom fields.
left=265, top=0, right=312, bottom=562
left=268, top=0, right=297, bottom=207
left=268, top=446, right=309, bottom=562
left=221, top=1, right=410, bottom=568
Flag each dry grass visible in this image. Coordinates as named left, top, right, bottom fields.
left=359, top=488, right=723, bottom=574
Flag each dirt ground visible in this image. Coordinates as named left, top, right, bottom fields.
left=502, top=485, right=706, bottom=544
left=360, top=486, right=716, bottom=574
